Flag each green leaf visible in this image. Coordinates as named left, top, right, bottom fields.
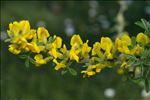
left=48, top=36, right=56, bottom=43
left=135, top=19, right=150, bottom=35
left=25, top=58, right=30, bottom=68
left=19, top=55, right=27, bottom=59
left=141, top=19, right=149, bottom=31
left=68, top=67, right=77, bottom=76
left=135, top=21, right=145, bottom=29
left=29, top=57, right=36, bottom=65
left=145, top=78, right=150, bottom=92
left=82, top=65, right=87, bottom=68
left=61, top=70, right=68, bottom=75
left=4, top=38, right=11, bottom=42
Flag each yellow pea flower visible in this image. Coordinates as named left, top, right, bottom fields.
left=94, top=63, right=106, bottom=73
left=81, top=40, right=91, bottom=58
left=54, top=37, right=62, bottom=48
left=69, top=49, right=80, bottom=62
left=12, top=36, right=27, bottom=44
left=121, top=33, right=131, bottom=46
left=37, top=27, right=50, bottom=43
left=34, top=54, right=47, bottom=66
left=70, top=35, right=83, bottom=46
left=81, top=70, right=96, bottom=77
left=92, top=42, right=101, bottom=56
left=100, top=37, right=113, bottom=59
left=8, top=20, right=30, bottom=37
left=136, top=32, right=149, bottom=44
left=8, top=44, right=21, bottom=55
left=25, top=29, right=36, bottom=39
left=53, top=59, right=66, bottom=70
left=131, top=44, right=144, bottom=55
left=105, top=51, right=113, bottom=59
left=27, top=42, right=44, bottom=53
left=60, top=44, right=67, bottom=54
left=115, top=34, right=131, bottom=54
left=48, top=48, right=62, bottom=59
left=81, top=63, right=105, bottom=77
left=116, top=39, right=130, bottom=54
left=100, top=37, right=113, bottom=52
left=121, top=61, right=128, bottom=69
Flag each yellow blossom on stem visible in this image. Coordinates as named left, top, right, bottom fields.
left=81, top=63, right=106, bottom=77
left=81, top=40, right=91, bottom=58
left=115, top=33, right=131, bottom=54
left=37, top=27, right=49, bottom=43
left=7, top=20, right=30, bottom=37
left=69, top=49, right=80, bottom=62
left=48, top=48, right=62, bottom=59
left=34, top=54, right=48, bottom=66
left=121, top=61, right=128, bottom=69
left=54, top=37, right=62, bottom=48
left=92, top=42, right=101, bottom=56
left=27, top=42, right=44, bottom=53
left=8, top=44, right=21, bottom=55
left=131, top=44, right=144, bottom=55
left=53, top=59, right=66, bottom=70
left=100, top=37, right=113, bottom=59
left=70, top=35, right=83, bottom=46
left=136, top=32, right=149, bottom=45
left=60, top=44, right=67, bottom=54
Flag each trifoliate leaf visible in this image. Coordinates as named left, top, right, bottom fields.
left=135, top=21, right=145, bottom=29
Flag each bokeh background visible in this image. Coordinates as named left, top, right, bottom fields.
left=1, top=0, right=150, bottom=100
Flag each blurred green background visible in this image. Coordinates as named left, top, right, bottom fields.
left=1, top=1, right=150, bottom=100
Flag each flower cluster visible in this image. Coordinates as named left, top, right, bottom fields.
left=6, top=20, right=150, bottom=78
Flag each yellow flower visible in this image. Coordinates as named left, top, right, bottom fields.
left=70, top=35, right=83, bottom=46
left=131, top=44, right=144, bottom=55
left=100, top=37, right=113, bottom=59
left=27, top=42, right=44, bottom=53
left=53, top=59, right=66, bottom=70
left=25, top=29, right=36, bottom=39
left=81, top=63, right=106, bottom=77
left=100, top=37, right=113, bottom=52
left=69, top=49, right=80, bottom=62
left=92, top=42, right=101, bottom=56
left=115, top=38, right=130, bottom=54
left=121, top=61, right=128, bottom=69
left=115, top=34, right=132, bottom=54
left=54, top=37, right=62, bottom=48
left=37, top=27, right=50, bottom=43
left=105, top=52, right=113, bottom=59
left=81, top=40, right=91, bottom=58
left=8, top=44, right=21, bottom=55
left=81, top=70, right=96, bottom=77
left=121, top=33, right=131, bottom=46
left=34, top=54, right=47, bottom=66
left=60, top=44, right=67, bottom=54
left=136, top=32, right=149, bottom=44
left=48, top=48, right=62, bottom=59
left=7, top=20, right=30, bottom=37
left=94, top=63, right=106, bottom=73
left=12, top=36, right=27, bottom=44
